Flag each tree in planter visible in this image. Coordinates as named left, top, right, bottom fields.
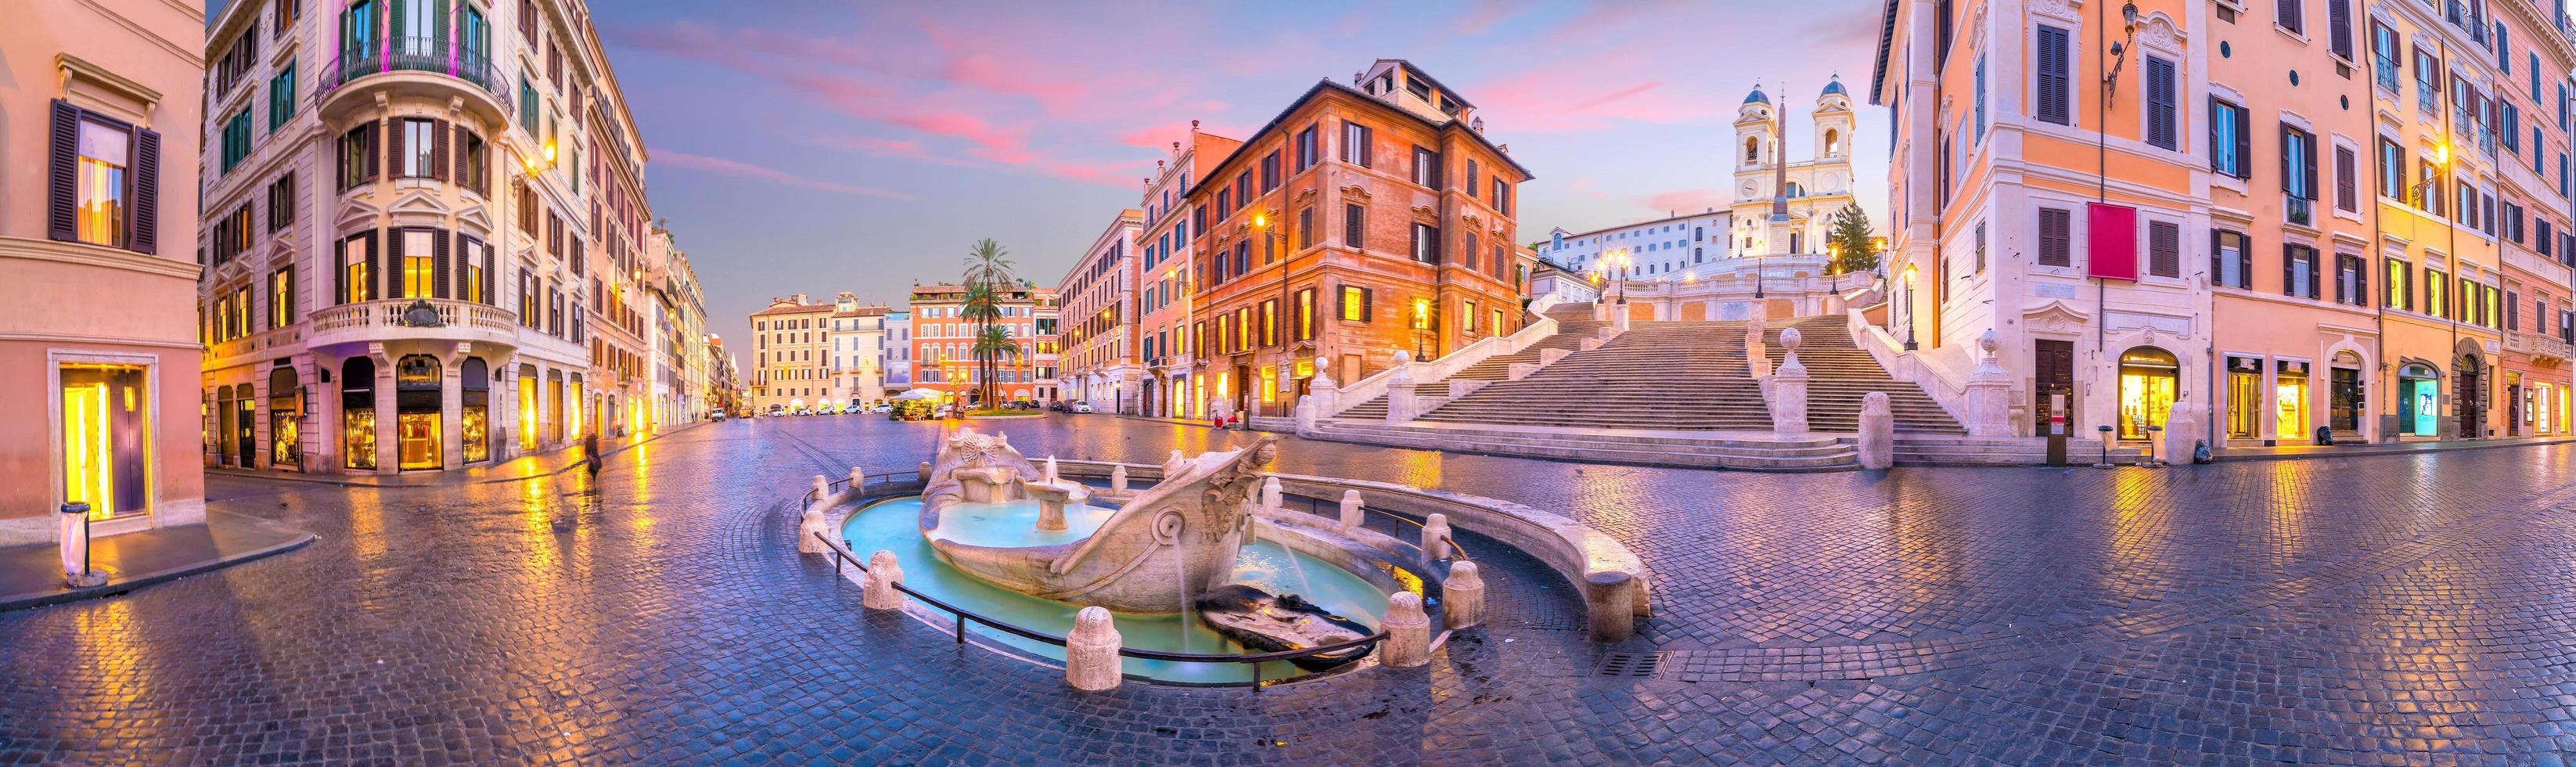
left=1826, top=202, right=1880, bottom=278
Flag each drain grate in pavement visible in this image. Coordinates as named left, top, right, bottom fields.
left=1596, top=651, right=1666, bottom=678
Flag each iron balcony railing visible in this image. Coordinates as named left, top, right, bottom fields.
left=315, top=37, right=512, bottom=121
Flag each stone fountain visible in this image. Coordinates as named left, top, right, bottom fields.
left=917, top=428, right=1282, bottom=614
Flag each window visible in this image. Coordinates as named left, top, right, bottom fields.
left=1974, top=53, right=1988, bottom=141
left=1491, top=177, right=1511, bottom=214
left=2214, top=229, right=2250, bottom=290
left=268, top=61, right=297, bottom=132
left=2371, top=21, right=2401, bottom=89
left=1297, top=207, right=1314, bottom=250
left=2325, top=0, right=2354, bottom=58
left=2211, top=99, right=2250, bottom=178
left=2144, top=57, right=2178, bottom=150
left=338, top=123, right=376, bottom=189
left=2376, top=139, right=2405, bottom=199
left=401, top=118, right=438, bottom=178
left=2284, top=245, right=2319, bottom=299
left=1261, top=150, right=1280, bottom=192
left=1296, top=288, right=1315, bottom=340
left=2281, top=125, right=2318, bottom=202
left=1410, top=222, right=1441, bottom=264
left=460, top=129, right=487, bottom=195
left=2335, top=254, right=2366, bottom=305
left=1261, top=299, right=1278, bottom=345
left=267, top=173, right=296, bottom=232
left=51, top=103, right=160, bottom=253
left=1466, top=159, right=1480, bottom=197
left=2276, top=0, right=2302, bottom=33
left=2333, top=145, right=2358, bottom=212
left=1295, top=125, right=1319, bottom=171
left=2037, top=207, right=2071, bottom=266
left=1412, top=146, right=1442, bottom=187
left=221, top=109, right=252, bottom=173
left=2416, top=48, right=2441, bottom=114
left=1342, top=121, right=1373, bottom=167
left=2035, top=25, right=2072, bottom=125
left=1344, top=203, right=1365, bottom=249
left=2426, top=268, right=2448, bottom=317
left=1339, top=285, right=1372, bottom=322
left=341, top=232, right=375, bottom=304
left=272, top=267, right=294, bottom=328
left=2148, top=221, right=2180, bottom=277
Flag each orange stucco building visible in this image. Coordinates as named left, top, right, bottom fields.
left=1188, top=59, right=1531, bottom=419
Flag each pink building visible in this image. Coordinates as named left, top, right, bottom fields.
left=1134, top=128, right=1241, bottom=419
left=0, top=1, right=206, bottom=543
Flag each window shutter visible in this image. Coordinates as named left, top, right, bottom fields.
left=2334, top=145, right=2357, bottom=211
left=2279, top=124, right=2294, bottom=194
left=1361, top=287, right=1374, bottom=322
left=2237, top=233, right=2254, bottom=288
left=2149, top=221, right=2179, bottom=277
left=2234, top=110, right=2253, bottom=179
left=387, top=118, right=404, bottom=177
left=2038, top=207, right=2070, bottom=266
left=2283, top=246, right=2297, bottom=297
left=2036, top=26, right=2071, bottom=125
left=2210, top=229, right=2224, bottom=284
left=364, top=121, right=380, bottom=180
left=2308, top=249, right=2322, bottom=299
left=432, top=119, right=450, bottom=181
left=2146, top=59, right=2175, bottom=149
left=388, top=227, right=407, bottom=298
left=2327, top=0, right=2354, bottom=58
left=433, top=229, right=451, bottom=299
left=131, top=127, right=161, bottom=254
left=2354, top=256, right=2366, bottom=304
left=334, top=236, right=348, bottom=304
left=46, top=101, right=79, bottom=243
left=364, top=229, right=382, bottom=302
left=2277, top=0, right=2300, bottom=31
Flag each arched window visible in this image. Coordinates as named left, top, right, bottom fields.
left=1824, top=128, right=1841, bottom=156
left=2116, top=347, right=2180, bottom=440
left=1745, top=137, right=1760, bottom=163
left=1786, top=182, right=1804, bottom=197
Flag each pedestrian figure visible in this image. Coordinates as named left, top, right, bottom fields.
left=584, top=432, right=603, bottom=475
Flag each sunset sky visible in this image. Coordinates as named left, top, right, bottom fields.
left=229, top=0, right=1892, bottom=358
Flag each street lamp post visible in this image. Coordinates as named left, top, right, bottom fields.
left=1596, top=248, right=1632, bottom=305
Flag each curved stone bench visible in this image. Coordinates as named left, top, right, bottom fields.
left=1057, top=460, right=1652, bottom=620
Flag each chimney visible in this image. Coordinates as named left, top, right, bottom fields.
left=1354, top=70, right=1363, bottom=85
left=1470, top=117, right=1484, bottom=133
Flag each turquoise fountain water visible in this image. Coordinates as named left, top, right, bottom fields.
left=845, top=495, right=1392, bottom=683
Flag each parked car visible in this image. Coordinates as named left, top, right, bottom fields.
left=710, top=410, right=729, bottom=422
left=1050, top=401, right=1069, bottom=412
left=1072, top=400, right=1093, bottom=414
left=765, top=405, right=784, bottom=417
left=871, top=404, right=892, bottom=413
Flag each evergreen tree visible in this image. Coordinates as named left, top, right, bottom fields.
left=1826, top=202, right=1879, bottom=275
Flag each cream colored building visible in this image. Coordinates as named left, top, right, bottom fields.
left=0, top=0, right=207, bottom=543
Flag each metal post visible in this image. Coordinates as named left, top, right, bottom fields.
left=2095, top=424, right=2115, bottom=468
left=955, top=612, right=967, bottom=644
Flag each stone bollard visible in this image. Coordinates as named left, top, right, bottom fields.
left=1260, top=476, right=1283, bottom=513
left=1339, top=490, right=1365, bottom=531
left=1421, top=513, right=1454, bottom=560
left=1963, top=329, right=2013, bottom=438
left=1596, top=326, right=1617, bottom=342
left=848, top=466, right=866, bottom=492
left=1110, top=465, right=1129, bottom=493
left=1065, top=606, right=1124, bottom=691
left=1541, top=347, right=1570, bottom=365
left=1770, top=328, right=1810, bottom=436
left=862, top=550, right=906, bottom=610
left=2160, top=402, right=2198, bottom=465
left=1376, top=592, right=1431, bottom=668
left=1293, top=394, right=1317, bottom=435
left=1585, top=571, right=1639, bottom=643
left=1611, top=308, right=1631, bottom=334
left=809, top=474, right=830, bottom=506
left=1508, top=362, right=1539, bottom=381
left=1579, top=337, right=1604, bottom=352
left=1443, top=561, right=1486, bottom=630
left=1858, top=391, right=1894, bottom=470
left=798, top=508, right=828, bottom=553
left=919, top=461, right=933, bottom=480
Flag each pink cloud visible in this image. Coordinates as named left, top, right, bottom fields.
left=653, top=151, right=916, bottom=200
left=1473, top=67, right=1719, bottom=133
left=1642, top=189, right=1729, bottom=214
left=808, top=132, right=982, bottom=167
left=1458, top=0, right=1534, bottom=34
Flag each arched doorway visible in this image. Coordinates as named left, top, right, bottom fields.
left=2116, top=346, right=2179, bottom=440
left=2327, top=351, right=2364, bottom=437
left=2456, top=351, right=2486, bottom=438
left=2398, top=362, right=2438, bottom=437
left=343, top=357, right=379, bottom=470
left=268, top=367, right=301, bottom=469
left=394, top=355, right=443, bottom=470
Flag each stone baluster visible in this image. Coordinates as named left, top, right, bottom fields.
left=1421, top=513, right=1453, bottom=560
left=848, top=466, right=866, bottom=491
left=1384, top=365, right=1417, bottom=423
left=808, top=474, right=829, bottom=506
left=1259, top=476, right=1283, bottom=514
left=1110, top=465, right=1129, bottom=493
left=1964, top=329, right=2013, bottom=438
left=1338, top=490, right=1365, bottom=532
left=1065, top=606, right=1124, bottom=691
left=1770, top=327, right=1810, bottom=435
left=1858, top=391, right=1894, bottom=470
left=1585, top=571, right=1639, bottom=643
left=1443, top=561, right=1486, bottom=630
left=862, top=551, right=905, bottom=610
left=1376, top=592, right=1431, bottom=668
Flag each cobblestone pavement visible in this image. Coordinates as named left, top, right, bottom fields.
left=10, top=414, right=2576, bottom=764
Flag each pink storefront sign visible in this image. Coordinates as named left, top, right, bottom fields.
left=2086, top=202, right=2138, bottom=282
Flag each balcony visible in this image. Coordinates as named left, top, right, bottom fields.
left=2507, top=330, right=2573, bottom=365
left=206, top=326, right=307, bottom=368
left=2284, top=196, right=2316, bottom=228
left=306, top=297, right=527, bottom=351
left=314, top=38, right=513, bottom=127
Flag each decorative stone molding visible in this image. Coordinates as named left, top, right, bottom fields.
left=1340, top=184, right=1373, bottom=201
left=1409, top=205, right=1439, bottom=223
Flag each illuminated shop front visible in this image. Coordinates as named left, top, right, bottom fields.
left=518, top=365, right=538, bottom=453
left=2273, top=359, right=2310, bottom=442
left=2224, top=355, right=2262, bottom=440
left=343, top=357, right=378, bottom=470
left=2116, top=347, right=2178, bottom=441
left=2328, top=352, right=2365, bottom=436
left=2398, top=363, right=2438, bottom=437
left=461, top=358, right=490, bottom=463
left=394, top=355, right=441, bottom=471
left=268, top=367, right=300, bottom=469
left=59, top=362, right=150, bottom=520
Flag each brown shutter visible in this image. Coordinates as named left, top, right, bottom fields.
left=364, top=229, right=383, bottom=301
left=387, top=118, right=405, bottom=178
left=433, top=229, right=451, bottom=299
left=47, top=101, right=80, bottom=243
left=1361, top=287, right=1374, bottom=322
left=454, top=122, right=472, bottom=193
left=432, top=119, right=450, bottom=181
left=484, top=243, right=496, bottom=304
left=364, top=121, right=380, bottom=180
left=387, top=228, right=407, bottom=298
left=334, top=236, right=348, bottom=304
left=131, top=126, right=161, bottom=254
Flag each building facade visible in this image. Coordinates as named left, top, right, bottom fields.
left=748, top=293, right=830, bottom=412
left=825, top=292, right=891, bottom=408
left=196, top=0, right=631, bottom=477
left=907, top=283, right=1058, bottom=406
left=882, top=309, right=911, bottom=391
left=1871, top=0, right=2576, bottom=448
left=1, top=0, right=207, bottom=543
left=1135, top=129, right=1239, bottom=420
left=1056, top=209, right=1143, bottom=412
left=1189, top=59, right=1532, bottom=419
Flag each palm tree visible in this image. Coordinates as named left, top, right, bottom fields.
left=971, top=323, right=1021, bottom=409
left=959, top=239, right=1016, bottom=407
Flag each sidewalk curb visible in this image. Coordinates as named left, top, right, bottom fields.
left=2208, top=436, right=2576, bottom=463
left=0, top=512, right=315, bottom=613
left=206, top=420, right=714, bottom=489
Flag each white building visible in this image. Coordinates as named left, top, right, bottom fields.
left=826, top=292, right=891, bottom=406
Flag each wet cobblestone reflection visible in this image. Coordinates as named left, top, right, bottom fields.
left=9, top=416, right=2576, bottom=763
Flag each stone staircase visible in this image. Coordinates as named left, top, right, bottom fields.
left=1408, top=318, right=1772, bottom=430
left=1309, top=420, right=1857, bottom=470
left=1761, top=315, right=1964, bottom=435
left=1337, top=306, right=1607, bottom=420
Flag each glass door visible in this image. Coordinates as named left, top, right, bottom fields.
left=397, top=412, right=441, bottom=470
left=60, top=364, right=150, bottom=520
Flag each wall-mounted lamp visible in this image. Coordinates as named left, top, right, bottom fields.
left=2104, top=2, right=2142, bottom=106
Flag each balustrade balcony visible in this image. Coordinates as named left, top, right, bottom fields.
left=314, top=37, right=513, bottom=126
left=2507, top=329, right=2574, bottom=365
left=305, top=297, right=529, bottom=351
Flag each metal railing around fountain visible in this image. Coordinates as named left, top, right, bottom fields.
left=806, top=470, right=923, bottom=506
left=813, top=530, right=1390, bottom=691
